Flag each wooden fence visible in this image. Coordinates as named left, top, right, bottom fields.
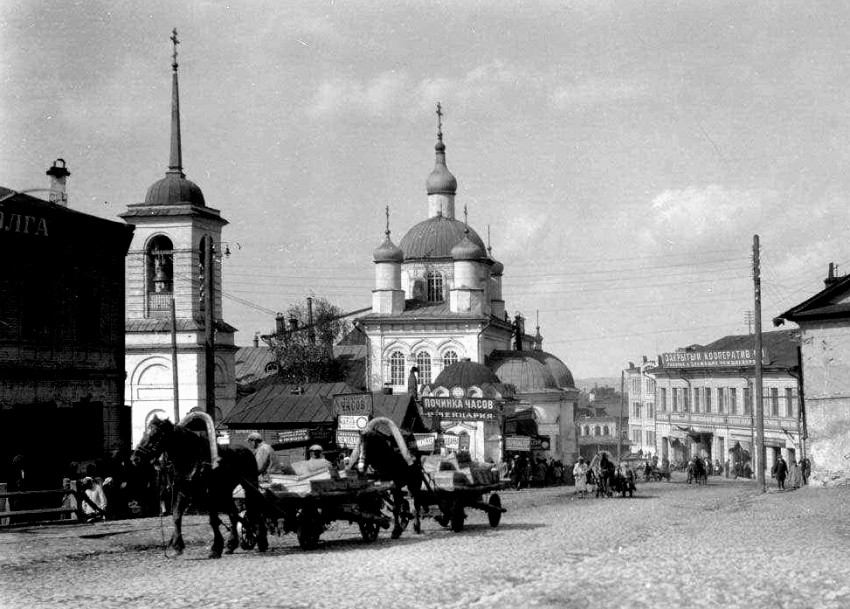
left=0, top=480, right=106, bottom=526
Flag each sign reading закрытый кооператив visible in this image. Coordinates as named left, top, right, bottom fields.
left=660, top=348, right=769, bottom=369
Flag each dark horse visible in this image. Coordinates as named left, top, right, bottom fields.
left=131, top=415, right=267, bottom=558
left=353, top=418, right=429, bottom=538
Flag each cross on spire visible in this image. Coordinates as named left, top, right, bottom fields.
left=385, top=205, right=391, bottom=237
left=171, top=28, right=180, bottom=70
left=463, top=203, right=469, bottom=233
left=436, top=102, right=443, bottom=139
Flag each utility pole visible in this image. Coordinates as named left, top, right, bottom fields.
left=618, top=370, right=625, bottom=461
left=796, top=345, right=807, bottom=459
left=744, top=310, right=754, bottom=335
left=170, top=296, right=180, bottom=423
left=753, top=235, right=766, bottom=493
left=205, top=237, right=216, bottom=426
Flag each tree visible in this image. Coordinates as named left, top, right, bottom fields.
left=269, top=296, right=352, bottom=384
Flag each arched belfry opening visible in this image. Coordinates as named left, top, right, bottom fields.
left=146, top=235, right=173, bottom=317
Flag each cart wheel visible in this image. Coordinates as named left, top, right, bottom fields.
left=297, top=506, right=322, bottom=550
left=359, top=521, right=380, bottom=543
left=237, top=511, right=257, bottom=550
left=487, top=494, right=502, bottom=528
left=450, top=504, right=465, bottom=533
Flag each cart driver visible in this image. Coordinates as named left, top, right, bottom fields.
left=308, top=444, right=324, bottom=460
left=247, top=432, right=278, bottom=482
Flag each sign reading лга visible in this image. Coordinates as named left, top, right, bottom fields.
left=420, top=397, right=501, bottom=420
left=660, top=349, right=769, bottom=369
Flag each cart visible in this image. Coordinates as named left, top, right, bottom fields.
left=418, top=467, right=505, bottom=533
left=235, top=473, right=395, bottom=550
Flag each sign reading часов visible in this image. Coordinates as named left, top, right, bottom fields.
left=661, top=349, right=768, bottom=369
left=420, top=397, right=501, bottom=420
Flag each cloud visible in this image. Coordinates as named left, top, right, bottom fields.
left=305, top=70, right=412, bottom=119
left=550, top=76, right=653, bottom=109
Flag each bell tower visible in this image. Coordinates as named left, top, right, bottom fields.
left=120, top=30, right=236, bottom=445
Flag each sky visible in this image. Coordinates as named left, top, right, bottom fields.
left=3, top=1, right=850, bottom=379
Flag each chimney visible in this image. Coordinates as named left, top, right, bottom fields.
left=306, top=296, right=316, bottom=346
left=289, top=315, right=299, bottom=333
left=253, top=332, right=260, bottom=348
left=275, top=313, right=286, bottom=336
left=46, top=159, right=70, bottom=206
left=825, top=262, right=840, bottom=287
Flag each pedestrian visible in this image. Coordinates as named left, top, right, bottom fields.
left=801, top=457, right=811, bottom=485
left=247, top=432, right=279, bottom=483
left=573, top=457, right=588, bottom=498
left=788, top=459, right=802, bottom=489
left=771, top=455, right=788, bottom=490
left=80, top=475, right=107, bottom=522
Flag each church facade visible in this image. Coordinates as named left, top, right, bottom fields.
left=121, top=33, right=236, bottom=445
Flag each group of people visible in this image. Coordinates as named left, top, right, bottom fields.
left=770, top=455, right=811, bottom=490
left=505, top=455, right=567, bottom=490
left=572, top=454, right=637, bottom=498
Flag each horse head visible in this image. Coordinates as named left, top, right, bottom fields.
left=131, top=415, right=175, bottom=466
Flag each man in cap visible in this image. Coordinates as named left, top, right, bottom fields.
left=247, top=433, right=278, bottom=482
left=307, top=444, right=324, bottom=460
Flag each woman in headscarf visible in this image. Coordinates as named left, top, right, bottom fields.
left=573, top=457, right=589, bottom=498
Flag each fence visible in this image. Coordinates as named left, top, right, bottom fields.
left=0, top=480, right=106, bottom=526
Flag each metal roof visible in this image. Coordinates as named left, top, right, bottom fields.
left=398, top=215, right=485, bottom=260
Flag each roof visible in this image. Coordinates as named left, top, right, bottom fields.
left=373, top=393, right=431, bottom=432
left=777, top=275, right=850, bottom=323
left=358, top=299, right=489, bottom=323
left=488, top=351, right=561, bottom=393
left=535, top=351, right=575, bottom=389
left=126, top=318, right=237, bottom=334
left=398, top=215, right=485, bottom=260
left=333, top=344, right=367, bottom=390
left=224, top=379, right=357, bottom=427
left=144, top=172, right=206, bottom=207
left=235, top=346, right=277, bottom=385
left=433, top=359, right=502, bottom=388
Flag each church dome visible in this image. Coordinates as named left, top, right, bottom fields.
left=399, top=216, right=485, bottom=260
left=452, top=233, right=486, bottom=261
left=144, top=172, right=206, bottom=207
left=537, top=351, right=575, bottom=389
left=433, top=359, right=502, bottom=388
left=426, top=140, right=458, bottom=196
left=489, top=352, right=559, bottom=392
left=373, top=235, right=403, bottom=263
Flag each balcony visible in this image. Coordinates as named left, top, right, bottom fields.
left=659, top=412, right=797, bottom=431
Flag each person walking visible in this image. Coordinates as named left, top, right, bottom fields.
left=771, top=455, right=788, bottom=490
left=573, top=458, right=589, bottom=498
left=801, top=457, right=811, bottom=485
left=788, top=459, right=802, bottom=489
left=247, top=432, right=278, bottom=483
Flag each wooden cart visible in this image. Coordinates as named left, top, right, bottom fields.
left=419, top=476, right=505, bottom=533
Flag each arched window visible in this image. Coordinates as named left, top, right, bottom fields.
left=583, top=425, right=590, bottom=436
left=146, top=235, right=174, bottom=317
left=443, top=350, right=459, bottom=369
left=415, top=352, right=432, bottom=384
left=603, top=425, right=610, bottom=436
left=426, top=271, right=443, bottom=303
left=389, top=351, right=406, bottom=386
left=594, top=425, right=601, bottom=437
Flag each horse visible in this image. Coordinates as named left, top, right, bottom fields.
left=686, top=457, right=707, bottom=485
left=589, top=452, right=614, bottom=498
left=350, top=417, right=429, bottom=538
left=130, top=414, right=268, bottom=558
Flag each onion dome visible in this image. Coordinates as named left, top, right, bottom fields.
left=433, top=359, right=502, bottom=388
left=426, top=102, right=458, bottom=195
left=489, top=352, right=559, bottom=392
left=373, top=235, right=403, bottom=263
left=490, top=259, right=504, bottom=275
left=452, top=232, right=486, bottom=261
left=144, top=173, right=206, bottom=207
left=399, top=216, right=485, bottom=259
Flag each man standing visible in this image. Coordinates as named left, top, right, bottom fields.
left=771, top=455, right=788, bottom=490
left=247, top=433, right=278, bottom=483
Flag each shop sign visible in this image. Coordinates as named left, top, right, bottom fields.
left=420, top=397, right=501, bottom=420
left=531, top=435, right=551, bottom=451
left=310, top=427, right=334, bottom=443
left=660, top=349, right=768, bottom=369
left=0, top=206, right=49, bottom=237
left=276, top=429, right=311, bottom=445
left=442, top=434, right=460, bottom=450
left=505, top=435, right=531, bottom=452
left=335, top=429, right=362, bottom=449
left=337, top=415, right=369, bottom=431
left=333, top=393, right=373, bottom=416
left=413, top=433, right=437, bottom=452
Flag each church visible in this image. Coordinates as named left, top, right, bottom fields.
left=356, top=106, right=579, bottom=464
left=120, top=32, right=236, bottom=444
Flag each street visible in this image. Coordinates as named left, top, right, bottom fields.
left=1, top=475, right=849, bottom=609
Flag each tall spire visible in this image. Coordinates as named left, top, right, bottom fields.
left=168, top=28, right=184, bottom=176
left=385, top=204, right=391, bottom=238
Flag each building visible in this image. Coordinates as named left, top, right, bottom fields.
left=355, top=105, right=577, bottom=464
left=626, top=359, right=658, bottom=457
left=650, top=330, right=801, bottom=474
left=575, top=386, right=629, bottom=461
left=0, top=167, right=133, bottom=487
left=121, top=35, right=236, bottom=444
left=776, top=263, right=850, bottom=484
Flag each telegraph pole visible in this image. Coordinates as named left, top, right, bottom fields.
left=618, top=370, right=625, bottom=461
left=205, top=237, right=216, bottom=426
left=170, top=296, right=180, bottom=422
left=753, top=235, right=766, bottom=493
